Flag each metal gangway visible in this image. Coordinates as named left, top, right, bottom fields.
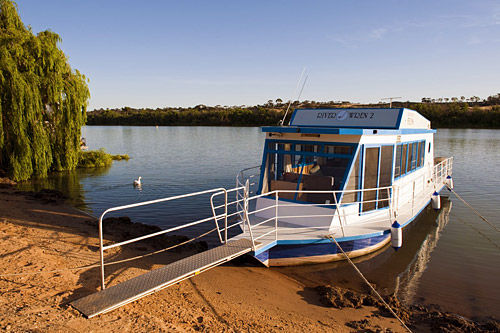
left=71, top=186, right=260, bottom=318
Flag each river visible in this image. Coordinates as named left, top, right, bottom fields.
left=19, top=126, right=500, bottom=320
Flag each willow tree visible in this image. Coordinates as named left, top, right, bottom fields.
left=0, top=0, right=89, bottom=181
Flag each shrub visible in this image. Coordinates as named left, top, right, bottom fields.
left=77, top=149, right=113, bottom=168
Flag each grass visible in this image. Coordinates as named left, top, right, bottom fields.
left=78, top=149, right=129, bottom=168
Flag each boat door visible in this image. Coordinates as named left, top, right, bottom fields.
left=360, top=145, right=394, bottom=213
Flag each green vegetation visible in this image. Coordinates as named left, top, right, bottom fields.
left=87, top=105, right=283, bottom=127
left=111, top=154, right=130, bottom=161
left=0, top=0, right=90, bottom=181
left=77, top=149, right=129, bottom=168
left=87, top=94, right=500, bottom=129
left=410, top=103, right=500, bottom=128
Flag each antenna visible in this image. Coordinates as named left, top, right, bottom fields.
left=381, top=97, right=402, bottom=108
left=297, top=75, right=308, bottom=102
left=280, top=68, right=307, bottom=126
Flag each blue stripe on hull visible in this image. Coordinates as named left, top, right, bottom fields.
left=255, top=234, right=389, bottom=263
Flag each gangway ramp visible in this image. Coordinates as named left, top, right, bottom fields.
left=71, top=238, right=254, bottom=318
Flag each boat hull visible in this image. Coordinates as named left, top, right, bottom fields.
left=254, top=233, right=390, bottom=266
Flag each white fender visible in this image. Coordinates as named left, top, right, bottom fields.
left=445, top=175, right=454, bottom=190
left=431, top=191, right=441, bottom=210
left=391, top=220, right=402, bottom=250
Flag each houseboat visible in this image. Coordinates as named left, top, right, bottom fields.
left=231, top=108, right=453, bottom=266
left=72, top=107, right=454, bottom=317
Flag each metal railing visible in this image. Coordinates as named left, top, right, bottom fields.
left=243, top=186, right=395, bottom=241
left=236, top=166, right=260, bottom=222
left=98, top=187, right=236, bottom=290
left=241, top=156, right=453, bottom=247
left=210, top=186, right=245, bottom=243
left=433, top=156, right=453, bottom=187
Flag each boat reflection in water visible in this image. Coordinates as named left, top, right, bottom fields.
left=394, top=197, right=452, bottom=304
left=276, top=197, right=453, bottom=303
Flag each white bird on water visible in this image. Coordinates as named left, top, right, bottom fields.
left=133, top=176, right=142, bottom=186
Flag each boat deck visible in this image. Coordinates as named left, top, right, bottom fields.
left=231, top=192, right=432, bottom=255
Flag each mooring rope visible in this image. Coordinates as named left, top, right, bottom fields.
left=446, top=185, right=500, bottom=233
left=0, top=227, right=219, bottom=278
left=325, top=234, right=412, bottom=333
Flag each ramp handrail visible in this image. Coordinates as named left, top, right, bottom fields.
left=98, top=187, right=238, bottom=290
left=210, top=186, right=246, bottom=244
left=236, top=165, right=260, bottom=221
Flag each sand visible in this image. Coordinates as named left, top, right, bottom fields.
left=0, top=185, right=497, bottom=332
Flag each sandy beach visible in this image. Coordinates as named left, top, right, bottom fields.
left=0, top=184, right=498, bottom=332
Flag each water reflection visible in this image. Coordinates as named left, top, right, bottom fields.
left=395, top=198, right=452, bottom=304
left=278, top=198, right=453, bottom=298
left=17, top=166, right=111, bottom=213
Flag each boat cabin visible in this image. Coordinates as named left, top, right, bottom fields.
left=256, top=108, right=435, bottom=220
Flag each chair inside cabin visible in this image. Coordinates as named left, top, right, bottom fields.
left=270, top=167, right=334, bottom=204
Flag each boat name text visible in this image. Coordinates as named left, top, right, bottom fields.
left=316, top=112, right=375, bottom=120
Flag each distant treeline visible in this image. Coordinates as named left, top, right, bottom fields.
left=87, top=106, right=283, bottom=126
left=87, top=94, right=500, bottom=128
left=410, top=103, right=500, bottom=128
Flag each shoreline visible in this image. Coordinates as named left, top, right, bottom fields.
left=0, top=186, right=498, bottom=332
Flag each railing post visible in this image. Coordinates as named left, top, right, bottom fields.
left=333, top=191, right=345, bottom=237
left=275, top=191, right=279, bottom=241
left=387, top=187, right=393, bottom=226
left=224, top=189, right=228, bottom=244
left=244, top=180, right=250, bottom=232
left=244, top=180, right=256, bottom=251
left=99, top=214, right=106, bottom=290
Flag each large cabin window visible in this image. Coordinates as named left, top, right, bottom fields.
left=394, top=140, right=426, bottom=179
left=262, top=140, right=356, bottom=204
left=361, top=145, right=394, bottom=212
left=378, top=145, right=394, bottom=208
left=362, top=148, right=380, bottom=212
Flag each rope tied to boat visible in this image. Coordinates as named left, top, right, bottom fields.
left=324, top=234, right=413, bottom=333
left=446, top=185, right=500, bottom=233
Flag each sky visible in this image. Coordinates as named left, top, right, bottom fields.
left=13, top=0, right=500, bottom=110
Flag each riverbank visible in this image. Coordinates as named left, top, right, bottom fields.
left=0, top=187, right=498, bottom=332
left=86, top=101, right=500, bottom=128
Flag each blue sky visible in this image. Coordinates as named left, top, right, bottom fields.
left=14, top=0, right=500, bottom=110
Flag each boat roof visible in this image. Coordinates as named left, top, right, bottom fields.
left=263, top=108, right=435, bottom=135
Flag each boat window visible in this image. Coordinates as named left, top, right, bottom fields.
left=324, top=145, right=352, bottom=155
left=406, top=143, right=413, bottom=174
left=263, top=140, right=356, bottom=204
left=378, top=146, right=394, bottom=209
left=412, top=143, right=418, bottom=170
left=343, top=151, right=360, bottom=203
left=416, top=142, right=422, bottom=168
left=362, top=147, right=380, bottom=212
left=394, top=140, right=426, bottom=179
left=394, top=145, right=402, bottom=178
left=420, top=141, right=425, bottom=166
left=276, top=143, right=292, bottom=152
left=401, top=144, right=408, bottom=176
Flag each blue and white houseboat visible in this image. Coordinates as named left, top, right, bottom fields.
left=230, top=108, right=453, bottom=266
